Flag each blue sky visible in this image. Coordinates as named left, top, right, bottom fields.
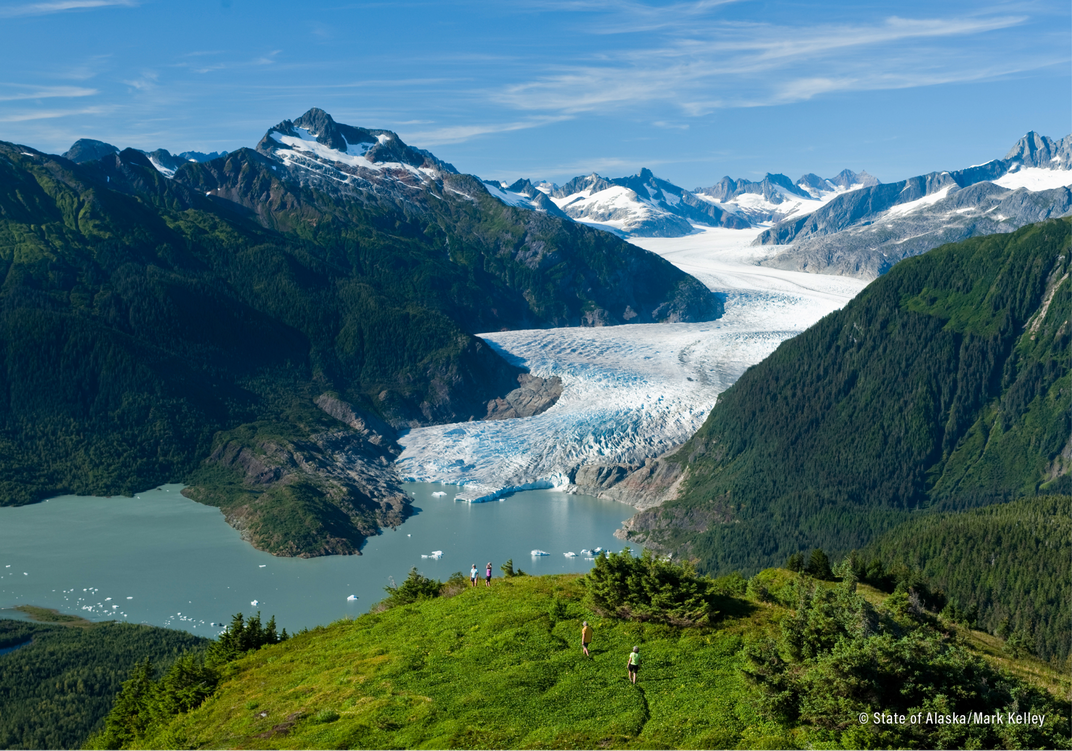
left=0, top=0, right=1068, bottom=187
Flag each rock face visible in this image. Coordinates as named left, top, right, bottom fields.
left=485, top=374, right=564, bottom=420
left=183, top=394, right=410, bottom=558
left=571, top=455, right=686, bottom=511
left=63, top=138, right=119, bottom=163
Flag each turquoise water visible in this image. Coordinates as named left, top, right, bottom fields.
left=0, top=483, right=640, bottom=635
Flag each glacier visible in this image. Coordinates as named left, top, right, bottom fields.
left=396, top=227, right=868, bottom=502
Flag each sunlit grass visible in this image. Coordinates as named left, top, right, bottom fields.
left=155, top=575, right=776, bottom=749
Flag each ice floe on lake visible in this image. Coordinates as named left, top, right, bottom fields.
left=397, top=227, right=868, bottom=501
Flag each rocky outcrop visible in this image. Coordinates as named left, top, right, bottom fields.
left=485, top=374, right=563, bottom=420
left=614, top=499, right=736, bottom=552
left=63, top=138, right=119, bottom=163
left=183, top=395, right=410, bottom=558
left=571, top=455, right=686, bottom=510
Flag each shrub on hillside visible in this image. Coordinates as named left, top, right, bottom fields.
left=743, top=580, right=1071, bottom=749
left=381, top=568, right=443, bottom=608
left=582, top=548, right=721, bottom=626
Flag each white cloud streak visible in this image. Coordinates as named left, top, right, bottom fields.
left=0, top=0, right=136, bottom=17
left=0, top=85, right=97, bottom=101
left=401, top=116, right=573, bottom=145
left=0, top=106, right=111, bottom=122
left=491, top=10, right=1049, bottom=115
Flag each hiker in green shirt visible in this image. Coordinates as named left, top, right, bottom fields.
left=627, top=646, right=640, bottom=684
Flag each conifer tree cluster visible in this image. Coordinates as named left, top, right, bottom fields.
left=582, top=548, right=722, bottom=626
left=87, top=612, right=286, bottom=750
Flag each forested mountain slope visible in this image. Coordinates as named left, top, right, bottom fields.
left=0, top=617, right=207, bottom=749
left=863, top=494, right=1071, bottom=662
left=0, top=116, right=717, bottom=556
left=620, top=219, right=1070, bottom=574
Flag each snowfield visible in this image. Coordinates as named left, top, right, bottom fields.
left=396, top=227, right=869, bottom=502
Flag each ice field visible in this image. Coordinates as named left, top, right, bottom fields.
left=396, top=228, right=869, bottom=502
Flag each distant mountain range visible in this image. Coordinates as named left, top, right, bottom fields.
left=70, top=125, right=1072, bottom=282
left=482, top=167, right=879, bottom=237
left=63, top=138, right=227, bottom=177
left=487, top=132, right=1072, bottom=279
left=756, top=132, right=1072, bottom=278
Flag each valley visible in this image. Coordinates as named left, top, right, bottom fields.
left=398, top=227, right=868, bottom=502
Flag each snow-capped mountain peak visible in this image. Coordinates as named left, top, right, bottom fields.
left=753, top=131, right=1072, bottom=279
left=255, top=108, right=458, bottom=190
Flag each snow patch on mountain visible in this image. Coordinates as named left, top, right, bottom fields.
left=885, top=186, right=953, bottom=217
left=147, top=157, right=175, bottom=178
left=268, top=128, right=428, bottom=181
left=396, top=227, right=867, bottom=502
left=993, top=167, right=1072, bottom=191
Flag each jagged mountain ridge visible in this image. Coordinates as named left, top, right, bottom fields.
left=63, top=138, right=228, bottom=177
left=756, top=132, right=1072, bottom=278
left=485, top=133, right=1070, bottom=252
left=483, top=167, right=878, bottom=238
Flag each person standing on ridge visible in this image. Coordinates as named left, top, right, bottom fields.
left=470, top=564, right=478, bottom=587
left=627, top=646, right=640, bottom=684
left=581, top=621, right=593, bottom=657
left=485, top=562, right=492, bottom=587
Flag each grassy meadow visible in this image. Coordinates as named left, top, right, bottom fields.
left=129, top=570, right=1070, bottom=750
left=147, top=574, right=797, bottom=749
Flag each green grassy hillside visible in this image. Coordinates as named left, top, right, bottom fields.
left=622, top=218, right=1071, bottom=575
left=104, top=571, right=1070, bottom=750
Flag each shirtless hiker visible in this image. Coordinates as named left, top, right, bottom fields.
left=581, top=621, right=593, bottom=657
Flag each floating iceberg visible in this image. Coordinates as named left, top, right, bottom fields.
left=251, top=600, right=258, bottom=606
left=346, top=594, right=358, bottom=601
left=531, top=550, right=549, bottom=556
left=564, top=552, right=577, bottom=558
left=431, top=491, right=446, bottom=497
left=580, top=549, right=592, bottom=556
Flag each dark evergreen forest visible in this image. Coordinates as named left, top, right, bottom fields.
left=0, top=619, right=206, bottom=749
left=863, top=494, right=1071, bottom=661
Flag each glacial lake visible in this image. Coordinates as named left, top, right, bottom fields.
left=0, top=483, right=641, bottom=635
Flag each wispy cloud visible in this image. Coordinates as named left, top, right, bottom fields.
left=492, top=10, right=1047, bottom=116
left=122, top=70, right=158, bottom=91
left=0, top=105, right=111, bottom=122
left=0, top=84, right=97, bottom=101
left=402, top=116, right=572, bottom=145
left=0, top=0, right=136, bottom=18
